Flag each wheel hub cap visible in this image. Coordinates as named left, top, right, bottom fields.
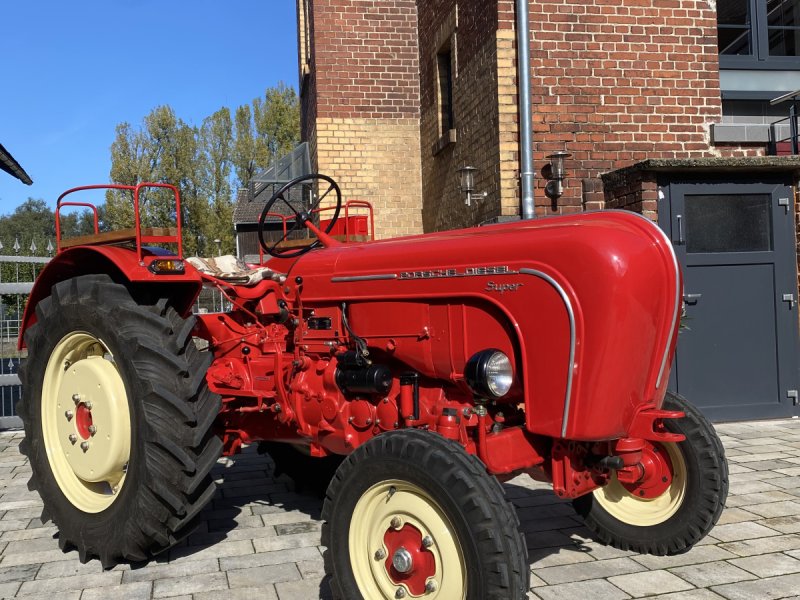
left=392, top=547, right=414, bottom=574
left=384, top=524, right=435, bottom=594
left=349, top=480, right=465, bottom=599
left=593, top=441, right=687, bottom=526
left=42, top=332, right=130, bottom=512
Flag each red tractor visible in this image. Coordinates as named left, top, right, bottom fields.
left=18, top=175, right=727, bottom=599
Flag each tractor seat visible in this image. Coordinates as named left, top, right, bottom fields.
left=186, top=255, right=285, bottom=286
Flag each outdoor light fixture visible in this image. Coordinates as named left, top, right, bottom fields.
left=457, top=165, right=487, bottom=206
left=544, top=151, right=571, bottom=200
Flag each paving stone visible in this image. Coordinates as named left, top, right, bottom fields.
left=0, top=547, right=75, bottom=567
left=0, top=525, right=57, bottom=541
left=297, top=557, right=325, bottom=579
left=252, top=531, right=322, bottom=553
left=647, top=590, right=727, bottom=600
left=729, top=552, right=800, bottom=577
left=167, top=538, right=254, bottom=564
left=533, top=557, right=646, bottom=585
left=719, top=533, right=800, bottom=556
left=227, top=562, right=301, bottom=587
left=715, top=507, right=760, bottom=525
left=152, top=571, right=228, bottom=598
left=121, top=558, right=219, bottom=583
left=726, top=479, right=782, bottom=495
left=706, top=521, right=781, bottom=542
left=725, top=491, right=795, bottom=508
left=274, top=578, right=333, bottom=600
left=744, top=500, right=800, bottom=518
left=759, top=514, right=800, bottom=534
left=0, top=562, right=40, bottom=583
left=17, top=571, right=122, bottom=596
left=79, top=581, right=153, bottom=600
left=532, top=578, right=631, bottom=600
left=219, top=546, right=321, bottom=571
left=669, top=561, right=757, bottom=587
left=608, top=569, right=694, bottom=597
left=275, top=521, right=320, bottom=535
left=0, top=581, right=21, bottom=597
left=633, top=545, right=737, bottom=570
left=36, top=558, right=120, bottom=579
left=195, top=587, right=279, bottom=600
left=712, top=573, right=800, bottom=600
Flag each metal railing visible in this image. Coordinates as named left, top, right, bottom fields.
left=769, top=90, right=800, bottom=156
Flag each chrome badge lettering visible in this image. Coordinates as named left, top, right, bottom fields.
left=399, top=265, right=513, bottom=280
left=486, top=281, right=523, bottom=293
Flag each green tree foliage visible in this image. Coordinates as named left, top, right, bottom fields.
left=107, top=85, right=300, bottom=256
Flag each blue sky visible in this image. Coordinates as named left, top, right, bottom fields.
left=0, top=0, right=299, bottom=215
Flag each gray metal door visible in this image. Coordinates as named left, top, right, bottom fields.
left=660, top=180, right=800, bottom=421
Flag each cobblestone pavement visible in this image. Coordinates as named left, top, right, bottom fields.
left=1, top=418, right=800, bottom=599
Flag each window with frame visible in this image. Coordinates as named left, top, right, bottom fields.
left=718, top=0, right=800, bottom=67
left=437, top=40, right=455, bottom=136
left=717, top=0, right=800, bottom=68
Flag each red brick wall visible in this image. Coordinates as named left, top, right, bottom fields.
left=492, top=0, right=763, bottom=216
left=307, top=0, right=420, bottom=121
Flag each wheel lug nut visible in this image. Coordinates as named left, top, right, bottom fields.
left=72, top=394, right=80, bottom=404
left=80, top=441, right=90, bottom=452
left=64, top=410, right=74, bottom=421
left=84, top=401, right=93, bottom=410
left=390, top=516, right=402, bottom=529
left=395, top=588, right=406, bottom=599
left=425, top=580, right=438, bottom=593
left=68, top=434, right=78, bottom=444
left=88, top=425, right=97, bottom=436
left=374, top=548, right=387, bottom=560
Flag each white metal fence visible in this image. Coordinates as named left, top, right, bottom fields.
left=0, top=252, right=227, bottom=430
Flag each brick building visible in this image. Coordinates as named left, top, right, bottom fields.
left=297, top=0, right=800, bottom=422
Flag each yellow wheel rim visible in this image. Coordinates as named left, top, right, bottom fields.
left=349, top=480, right=466, bottom=599
left=593, top=442, right=687, bottom=526
left=41, top=332, right=130, bottom=513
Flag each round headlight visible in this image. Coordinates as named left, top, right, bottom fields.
left=465, top=349, right=514, bottom=398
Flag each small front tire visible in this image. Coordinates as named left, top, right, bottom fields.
left=573, top=392, right=728, bottom=555
left=322, top=429, right=529, bottom=599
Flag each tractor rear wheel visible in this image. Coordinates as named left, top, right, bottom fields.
left=321, top=429, right=529, bottom=600
left=572, top=392, right=728, bottom=555
left=18, top=274, right=222, bottom=567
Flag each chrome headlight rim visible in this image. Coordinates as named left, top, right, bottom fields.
left=465, top=349, right=513, bottom=398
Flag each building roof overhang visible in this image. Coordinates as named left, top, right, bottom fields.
left=0, top=143, right=33, bottom=185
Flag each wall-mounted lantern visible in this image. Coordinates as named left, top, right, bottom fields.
left=457, top=165, right=487, bottom=206
left=544, top=151, right=571, bottom=201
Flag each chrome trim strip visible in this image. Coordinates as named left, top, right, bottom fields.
left=618, top=210, right=681, bottom=389
left=331, top=274, right=398, bottom=283
left=519, top=268, right=576, bottom=438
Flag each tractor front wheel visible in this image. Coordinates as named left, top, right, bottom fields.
left=18, top=275, right=222, bottom=567
left=322, top=429, right=529, bottom=599
left=572, top=392, right=728, bottom=555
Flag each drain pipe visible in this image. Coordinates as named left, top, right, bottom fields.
left=516, top=0, right=535, bottom=219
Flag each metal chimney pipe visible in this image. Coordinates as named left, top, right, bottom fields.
left=516, top=0, right=535, bottom=219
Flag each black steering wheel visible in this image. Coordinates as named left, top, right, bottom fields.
left=257, top=173, right=342, bottom=259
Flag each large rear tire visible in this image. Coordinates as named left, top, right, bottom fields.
left=572, top=392, right=728, bottom=555
left=18, top=275, right=222, bottom=567
left=322, top=429, right=529, bottom=599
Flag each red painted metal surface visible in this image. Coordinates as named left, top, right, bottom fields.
left=22, top=187, right=684, bottom=500
left=383, top=524, right=435, bottom=596
left=55, top=183, right=183, bottom=259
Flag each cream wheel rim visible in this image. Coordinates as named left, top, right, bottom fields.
left=593, top=442, right=687, bottom=526
left=349, top=480, right=466, bottom=599
left=41, top=331, right=130, bottom=513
